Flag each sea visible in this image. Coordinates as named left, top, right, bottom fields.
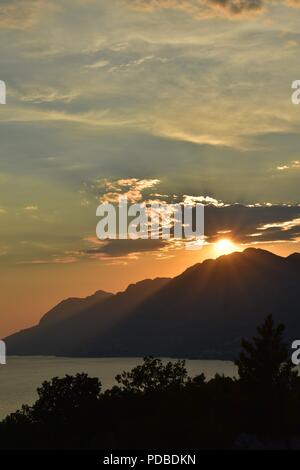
left=0, top=357, right=239, bottom=420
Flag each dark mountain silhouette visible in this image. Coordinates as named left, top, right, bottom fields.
left=40, top=290, right=113, bottom=327
left=5, top=277, right=170, bottom=356
left=5, top=248, right=300, bottom=358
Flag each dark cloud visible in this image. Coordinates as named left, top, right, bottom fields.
left=208, top=0, right=263, bottom=15
left=83, top=239, right=167, bottom=257
left=81, top=204, right=300, bottom=258
left=204, top=205, right=300, bottom=244
left=129, top=0, right=266, bottom=18
left=130, top=0, right=299, bottom=17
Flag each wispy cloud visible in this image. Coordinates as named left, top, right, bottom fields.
left=19, top=88, right=78, bottom=104
left=277, top=160, right=300, bottom=171
left=259, top=217, right=300, bottom=232
left=24, top=205, right=38, bottom=211
left=85, top=60, right=110, bottom=70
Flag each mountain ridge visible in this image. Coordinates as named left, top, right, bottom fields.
left=4, top=248, right=300, bottom=358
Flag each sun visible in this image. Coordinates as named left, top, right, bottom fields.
left=214, top=238, right=237, bottom=256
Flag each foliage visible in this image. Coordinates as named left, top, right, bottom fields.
left=114, top=356, right=188, bottom=394
left=1, top=317, right=299, bottom=450
left=235, top=315, right=297, bottom=391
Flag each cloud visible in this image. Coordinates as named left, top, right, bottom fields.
left=29, top=256, right=78, bottom=264
left=85, top=60, right=110, bottom=70
left=24, top=205, right=38, bottom=211
left=153, top=125, right=234, bottom=147
left=284, top=0, right=300, bottom=7
left=277, top=165, right=290, bottom=171
left=127, top=0, right=300, bottom=18
left=83, top=238, right=166, bottom=258
left=127, top=0, right=265, bottom=18
left=85, top=178, right=300, bottom=255
left=0, top=0, right=48, bottom=29
left=0, top=244, right=8, bottom=256
left=207, top=0, right=263, bottom=16
left=183, top=194, right=226, bottom=207
left=204, top=204, right=300, bottom=245
left=277, top=160, right=300, bottom=171
left=98, top=178, right=161, bottom=203
left=20, top=88, right=78, bottom=104
left=84, top=203, right=300, bottom=258
left=0, top=105, right=139, bottom=130
left=108, top=55, right=158, bottom=73
left=1, top=0, right=300, bottom=271
left=259, top=217, right=300, bottom=232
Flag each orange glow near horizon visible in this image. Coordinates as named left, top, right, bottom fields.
left=214, top=239, right=238, bottom=256
left=0, top=242, right=297, bottom=338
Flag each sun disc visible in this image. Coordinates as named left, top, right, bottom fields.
left=214, top=238, right=236, bottom=256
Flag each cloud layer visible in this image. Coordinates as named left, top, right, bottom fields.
left=0, top=0, right=49, bottom=29
left=128, top=0, right=297, bottom=18
left=0, top=0, right=300, bottom=267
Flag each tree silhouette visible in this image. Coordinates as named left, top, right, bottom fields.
left=30, top=373, right=101, bottom=422
left=1, top=373, right=103, bottom=449
left=114, top=356, right=188, bottom=394
left=2, top=319, right=300, bottom=450
left=235, top=315, right=297, bottom=391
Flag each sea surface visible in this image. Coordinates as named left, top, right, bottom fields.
left=0, top=357, right=238, bottom=420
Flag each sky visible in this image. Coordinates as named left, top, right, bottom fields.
left=0, top=0, right=300, bottom=336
